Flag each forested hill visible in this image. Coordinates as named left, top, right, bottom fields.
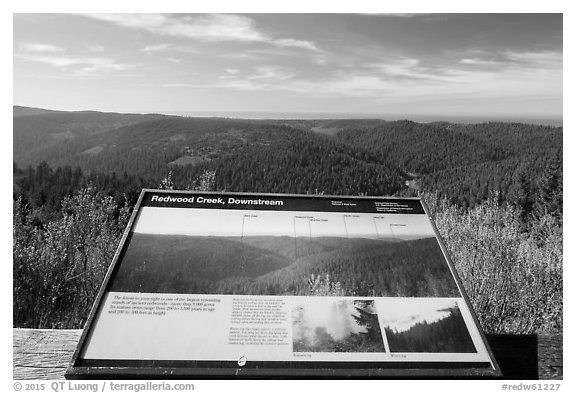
left=334, top=120, right=561, bottom=174
left=13, top=105, right=65, bottom=117
left=331, top=120, right=562, bottom=209
left=13, top=109, right=406, bottom=197
left=13, top=109, right=166, bottom=168
left=13, top=106, right=562, bottom=211
left=12, top=107, right=563, bottom=333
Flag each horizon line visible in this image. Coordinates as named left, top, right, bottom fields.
left=132, top=231, right=434, bottom=240
left=13, top=104, right=563, bottom=126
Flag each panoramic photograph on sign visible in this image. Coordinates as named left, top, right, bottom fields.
left=66, top=190, right=500, bottom=377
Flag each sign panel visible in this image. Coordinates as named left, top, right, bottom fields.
left=67, top=190, right=500, bottom=378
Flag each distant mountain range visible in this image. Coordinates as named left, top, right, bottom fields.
left=13, top=106, right=562, bottom=208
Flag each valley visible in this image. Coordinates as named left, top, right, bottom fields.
left=13, top=106, right=562, bottom=212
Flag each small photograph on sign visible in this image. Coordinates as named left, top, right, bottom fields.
left=111, top=207, right=460, bottom=297
left=292, top=298, right=385, bottom=353
left=380, top=298, right=477, bottom=353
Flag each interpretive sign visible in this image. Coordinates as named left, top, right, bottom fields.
left=66, top=190, right=500, bottom=378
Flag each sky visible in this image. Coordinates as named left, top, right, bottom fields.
left=133, top=207, right=436, bottom=240
left=378, top=298, right=461, bottom=333
left=13, top=13, right=563, bottom=121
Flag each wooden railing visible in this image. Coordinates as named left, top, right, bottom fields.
left=13, top=329, right=562, bottom=379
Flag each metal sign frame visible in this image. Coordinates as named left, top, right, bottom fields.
left=66, top=189, right=501, bottom=378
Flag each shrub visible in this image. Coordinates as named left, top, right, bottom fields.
left=13, top=187, right=130, bottom=328
left=423, top=193, right=562, bottom=334
left=12, top=185, right=562, bottom=334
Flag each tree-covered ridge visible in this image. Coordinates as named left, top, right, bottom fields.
left=454, top=122, right=563, bottom=155
left=333, top=119, right=562, bottom=214
left=13, top=108, right=563, bottom=210
left=13, top=105, right=66, bottom=117
left=13, top=110, right=165, bottom=167
left=226, top=237, right=459, bottom=297
left=335, top=120, right=562, bottom=175
left=419, top=147, right=562, bottom=210
left=111, top=234, right=460, bottom=298
left=13, top=162, right=147, bottom=225
left=336, top=120, right=510, bottom=174
left=14, top=114, right=404, bottom=196
left=111, top=234, right=294, bottom=294
left=385, top=306, right=476, bottom=353
left=205, top=137, right=404, bottom=196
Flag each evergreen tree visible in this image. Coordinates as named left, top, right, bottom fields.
left=534, top=153, right=562, bottom=219
left=508, top=166, right=533, bottom=221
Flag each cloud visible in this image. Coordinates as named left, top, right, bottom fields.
left=379, top=300, right=457, bottom=333
left=369, top=58, right=423, bottom=78
left=460, top=58, right=501, bottom=67
left=167, top=14, right=266, bottom=42
left=18, top=42, right=65, bottom=53
left=366, top=57, right=468, bottom=84
left=141, top=43, right=172, bottom=52
left=140, top=43, right=201, bottom=54
left=16, top=54, right=136, bottom=74
left=171, top=66, right=297, bottom=91
left=171, top=68, right=393, bottom=95
left=295, top=74, right=399, bottom=97
left=273, top=38, right=320, bottom=52
left=162, top=83, right=197, bottom=88
left=504, top=50, right=562, bottom=68
left=248, top=66, right=295, bottom=81
left=161, top=46, right=561, bottom=113
left=84, top=14, right=265, bottom=42
left=207, top=49, right=562, bottom=102
left=83, top=13, right=168, bottom=30
left=83, top=13, right=320, bottom=52
left=459, top=50, right=562, bottom=70
left=86, top=44, right=105, bottom=52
